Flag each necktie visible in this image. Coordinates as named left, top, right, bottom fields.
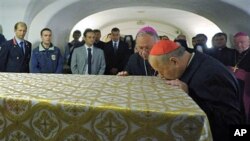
left=113, top=42, right=117, bottom=54
left=87, top=48, right=92, bottom=74
left=20, top=41, right=25, bottom=54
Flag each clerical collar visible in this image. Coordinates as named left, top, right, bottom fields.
left=217, top=47, right=223, bottom=51
left=239, top=47, right=250, bottom=55
left=187, top=52, right=195, bottom=67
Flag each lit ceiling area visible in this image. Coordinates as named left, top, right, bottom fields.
left=2, top=0, right=250, bottom=50
left=72, top=6, right=221, bottom=47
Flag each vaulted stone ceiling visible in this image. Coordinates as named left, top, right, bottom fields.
left=1, top=0, right=250, bottom=49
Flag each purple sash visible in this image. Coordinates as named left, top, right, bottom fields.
left=228, top=66, right=250, bottom=120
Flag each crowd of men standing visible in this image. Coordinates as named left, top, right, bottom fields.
left=0, top=22, right=134, bottom=75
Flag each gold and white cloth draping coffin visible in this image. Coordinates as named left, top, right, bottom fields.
left=0, top=73, right=212, bottom=141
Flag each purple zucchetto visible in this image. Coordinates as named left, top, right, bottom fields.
left=138, top=26, right=158, bottom=36
left=234, top=32, right=249, bottom=38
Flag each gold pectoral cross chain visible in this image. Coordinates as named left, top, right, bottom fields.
left=233, top=49, right=250, bottom=73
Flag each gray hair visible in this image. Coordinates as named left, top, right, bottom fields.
left=136, top=31, right=159, bottom=42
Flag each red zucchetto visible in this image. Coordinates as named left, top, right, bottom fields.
left=150, top=40, right=179, bottom=55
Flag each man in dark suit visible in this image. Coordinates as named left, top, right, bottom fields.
left=93, top=29, right=106, bottom=50
left=0, top=33, right=6, bottom=45
left=64, top=30, right=83, bottom=66
left=0, top=22, right=32, bottom=72
left=0, top=33, right=7, bottom=71
left=194, top=33, right=209, bottom=53
left=104, top=27, right=130, bottom=75
left=207, top=32, right=235, bottom=66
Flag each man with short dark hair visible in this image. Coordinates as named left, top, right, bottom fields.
left=194, top=33, right=208, bottom=53
left=64, top=30, right=83, bottom=67
left=148, top=40, right=243, bottom=141
left=104, top=27, right=130, bottom=75
left=207, top=32, right=235, bottom=66
left=93, top=29, right=105, bottom=50
left=176, top=34, right=186, bottom=40
left=191, top=36, right=196, bottom=48
left=0, top=22, right=32, bottom=72
left=71, top=28, right=105, bottom=75
left=31, top=28, right=63, bottom=73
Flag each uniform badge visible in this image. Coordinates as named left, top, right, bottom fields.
left=17, top=57, right=19, bottom=60
left=51, top=55, right=56, bottom=60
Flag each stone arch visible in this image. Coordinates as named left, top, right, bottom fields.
left=26, top=0, right=250, bottom=50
